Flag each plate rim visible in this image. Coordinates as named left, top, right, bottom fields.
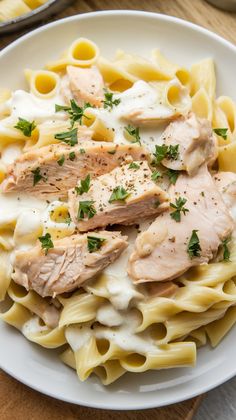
left=1, top=9, right=236, bottom=410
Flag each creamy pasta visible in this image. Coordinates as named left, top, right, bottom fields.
left=0, top=0, right=48, bottom=22
left=1, top=38, right=236, bottom=386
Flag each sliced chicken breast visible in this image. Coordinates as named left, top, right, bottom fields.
left=62, top=65, right=105, bottom=107
left=144, top=281, right=179, bottom=298
left=12, top=231, right=128, bottom=297
left=1, top=142, right=149, bottom=198
left=69, top=161, right=169, bottom=231
left=161, top=112, right=217, bottom=175
left=213, top=171, right=236, bottom=220
left=128, top=165, right=234, bottom=283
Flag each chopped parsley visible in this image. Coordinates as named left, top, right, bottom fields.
left=221, top=237, right=231, bottom=261
left=55, top=100, right=92, bottom=127
left=187, top=230, right=201, bottom=258
left=151, top=170, right=162, bottom=181
left=109, top=186, right=130, bottom=203
left=107, top=149, right=116, bottom=155
left=129, top=162, right=140, bottom=170
left=87, top=236, right=106, bottom=253
left=54, top=128, right=78, bottom=146
left=153, top=144, right=179, bottom=164
left=77, top=200, right=96, bottom=220
left=69, top=151, right=76, bottom=161
left=38, top=233, right=54, bottom=255
left=103, top=91, right=121, bottom=110
left=31, top=167, right=47, bottom=186
left=166, top=144, right=180, bottom=160
left=80, top=148, right=86, bottom=154
left=153, top=144, right=168, bottom=164
left=166, top=169, right=179, bottom=185
left=57, top=155, right=65, bottom=166
left=170, top=197, right=189, bottom=222
left=124, top=125, right=141, bottom=145
left=213, top=128, right=228, bottom=140
left=75, top=175, right=91, bottom=195
left=14, top=117, right=36, bottom=137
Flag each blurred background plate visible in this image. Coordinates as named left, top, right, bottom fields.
left=0, top=0, right=74, bottom=34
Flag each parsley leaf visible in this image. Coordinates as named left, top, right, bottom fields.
left=38, top=233, right=54, bottom=255
left=170, top=197, right=189, bottom=222
left=129, top=162, right=140, bottom=170
left=87, top=236, right=106, bottom=253
left=75, top=175, right=91, bottom=195
left=77, top=200, right=96, bottom=220
left=166, top=144, right=179, bottom=160
left=107, top=149, right=116, bottom=155
left=221, top=237, right=231, bottom=261
left=103, top=91, right=121, bottom=110
left=166, top=169, right=179, bottom=185
left=153, top=144, right=179, bottom=164
left=69, top=151, right=76, bottom=161
left=151, top=170, right=162, bottom=181
left=14, top=117, right=36, bottom=137
left=54, top=128, right=78, bottom=146
left=124, top=125, right=141, bottom=145
left=109, top=186, right=130, bottom=203
left=31, top=167, right=47, bottom=186
left=213, top=128, right=228, bottom=140
left=55, top=100, right=92, bottom=127
left=153, top=144, right=168, bottom=164
left=187, top=230, right=201, bottom=258
left=57, top=155, right=65, bottom=166
left=80, top=148, right=85, bottom=154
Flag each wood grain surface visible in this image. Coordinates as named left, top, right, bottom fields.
left=0, top=1, right=235, bottom=419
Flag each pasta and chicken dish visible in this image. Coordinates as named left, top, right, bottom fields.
left=0, top=37, right=236, bottom=385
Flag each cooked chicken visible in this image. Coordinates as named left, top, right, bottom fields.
left=69, top=161, right=169, bottom=231
left=1, top=141, right=149, bottom=198
left=128, top=165, right=234, bottom=283
left=213, top=171, right=236, bottom=219
left=161, top=113, right=217, bottom=175
left=61, top=65, right=105, bottom=107
left=12, top=231, right=128, bottom=297
left=144, top=281, right=179, bottom=298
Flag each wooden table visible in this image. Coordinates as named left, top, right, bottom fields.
left=0, top=1, right=235, bottom=419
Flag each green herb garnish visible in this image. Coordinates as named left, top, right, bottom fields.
left=187, top=230, right=201, bottom=258
left=109, top=186, right=130, bottom=203
left=103, top=91, right=121, bottom=110
left=69, top=151, right=76, bottom=161
left=31, top=167, right=47, bottom=186
left=124, top=125, right=141, bottom=145
left=87, top=236, right=106, bottom=253
left=153, top=144, right=179, bottom=164
left=55, top=100, right=92, bottom=127
left=170, top=197, right=189, bottom=222
left=14, top=117, right=36, bottom=137
left=129, top=162, right=140, bottom=170
left=213, top=128, right=228, bottom=140
left=38, top=233, right=54, bottom=255
left=77, top=200, right=96, bottom=220
left=221, top=237, right=231, bottom=261
left=54, top=128, right=78, bottom=146
left=166, top=169, right=179, bottom=185
left=57, top=155, right=65, bottom=166
left=107, top=149, right=116, bottom=155
left=151, top=170, right=162, bottom=181
left=80, top=148, right=86, bottom=154
left=75, top=175, right=91, bottom=195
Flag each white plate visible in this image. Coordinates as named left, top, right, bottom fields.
left=1, top=10, right=236, bottom=410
